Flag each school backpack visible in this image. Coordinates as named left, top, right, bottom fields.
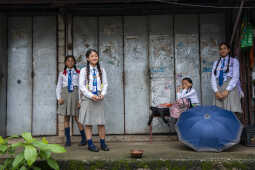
left=170, top=98, right=191, bottom=119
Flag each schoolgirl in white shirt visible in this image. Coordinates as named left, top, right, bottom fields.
left=211, top=42, right=243, bottom=115
left=56, top=55, right=86, bottom=147
left=79, top=49, right=109, bottom=152
left=177, top=77, right=200, bottom=106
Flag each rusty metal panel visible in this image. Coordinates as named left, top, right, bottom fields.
left=73, top=16, right=98, bottom=135
left=175, top=15, right=200, bottom=102
left=99, top=16, right=124, bottom=134
left=149, top=15, right=175, bottom=133
left=7, top=17, right=32, bottom=135
left=200, top=14, right=225, bottom=105
left=32, top=16, right=57, bottom=135
left=124, top=16, right=149, bottom=134
left=0, top=14, right=7, bottom=137
left=73, top=16, right=98, bottom=69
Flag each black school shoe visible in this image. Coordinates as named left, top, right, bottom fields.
left=101, top=144, right=110, bottom=151
left=88, top=144, right=99, bottom=152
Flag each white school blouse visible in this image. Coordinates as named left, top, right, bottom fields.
left=211, top=56, right=240, bottom=93
left=177, top=88, right=200, bottom=105
left=79, top=66, right=108, bottom=99
left=56, top=68, right=80, bottom=100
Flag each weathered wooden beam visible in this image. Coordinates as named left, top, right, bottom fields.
left=0, top=0, right=168, bottom=5
left=0, top=14, right=7, bottom=137
left=230, top=0, right=245, bottom=45
left=0, top=3, right=227, bottom=16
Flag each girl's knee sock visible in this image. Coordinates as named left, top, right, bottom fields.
left=64, top=127, right=71, bottom=145
left=88, top=139, right=94, bottom=147
left=100, top=139, right=106, bottom=147
left=80, top=129, right=87, bottom=144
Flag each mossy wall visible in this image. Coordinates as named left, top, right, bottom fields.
left=33, top=160, right=255, bottom=170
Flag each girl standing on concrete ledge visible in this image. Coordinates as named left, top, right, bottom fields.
left=56, top=55, right=87, bottom=147
left=79, top=49, right=109, bottom=152
left=211, top=42, right=243, bottom=120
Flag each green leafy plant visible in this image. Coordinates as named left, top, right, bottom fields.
left=0, top=132, right=66, bottom=170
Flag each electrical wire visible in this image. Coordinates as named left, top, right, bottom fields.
left=157, top=0, right=255, bottom=9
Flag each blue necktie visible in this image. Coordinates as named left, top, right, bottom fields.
left=92, top=68, right=98, bottom=95
left=68, top=70, right=73, bottom=92
left=218, top=59, right=225, bottom=87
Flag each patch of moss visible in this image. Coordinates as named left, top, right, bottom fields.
left=91, top=160, right=106, bottom=169
left=223, top=161, right=247, bottom=170
left=68, top=160, right=85, bottom=170
left=201, top=161, right=214, bottom=170
left=2, top=158, right=255, bottom=170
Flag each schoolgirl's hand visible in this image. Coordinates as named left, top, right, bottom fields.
left=77, top=103, right=81, bottom=109
left=98, top=95, right=104, bottom=100
left=221, top=90, right=229, bottom=98
left=92, top=95, right=99, bottom=102
left=58, top=99, right=64, bottom=105
left=215, top=92, right=223, bottom=99
left=177, top=86, right=182, bottom=92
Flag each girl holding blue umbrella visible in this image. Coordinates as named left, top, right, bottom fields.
left=211, top=42, right=244, bottom=120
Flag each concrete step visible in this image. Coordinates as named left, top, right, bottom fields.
left=2, top=141, right=255, bottom=169
left=70, top=134, right=178, bottom=143
left=7, top=135, right=178, bottom=144
left=42, top=141, right=255, bottom=170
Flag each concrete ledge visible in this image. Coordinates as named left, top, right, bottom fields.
left=70, top=134, right=178, bottom=143
left=2, top=141, right=255, bottom=169
left=7, top=135, right=178, bottom=144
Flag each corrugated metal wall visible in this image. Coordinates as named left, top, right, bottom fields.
left=124, top=16, right=150, bottom=134
left=7, top=17, right=33, bottom=135
left=32, top=17, right=57, bottom=135
left=200, top=14, right=225, bottom=106
left=6, top=16, right=57, bottom=136
left=73, top=14, right=225, bottom=134
left=5, top=13, right=225, bottom=136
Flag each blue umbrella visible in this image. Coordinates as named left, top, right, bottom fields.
left=176, top=106, right=243, bottom=152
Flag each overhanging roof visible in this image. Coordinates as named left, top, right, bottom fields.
left=0, top=0, right=253, bottom=16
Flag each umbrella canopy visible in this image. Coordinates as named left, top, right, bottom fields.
left=176, top=106, right=243, bottom=152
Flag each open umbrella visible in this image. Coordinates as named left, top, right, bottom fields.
left=176, top=106, right=243, bottom=152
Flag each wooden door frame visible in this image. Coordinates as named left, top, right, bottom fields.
left=0, top=13, right=7, bottom=137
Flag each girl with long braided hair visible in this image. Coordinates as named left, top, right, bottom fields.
left=79, top=49, right=109, bottom=152
left=211, top=42, right=243, bottom=118
left=56, top=55, right=87, bottom=147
